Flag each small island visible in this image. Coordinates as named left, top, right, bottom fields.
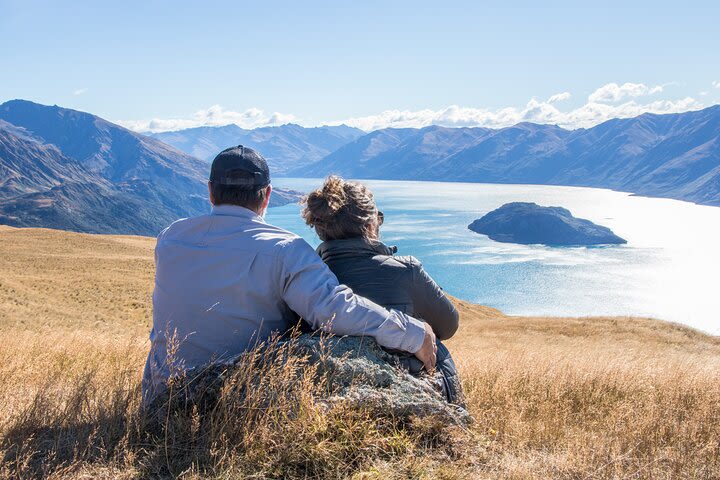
left=468, top=202, right=627, bottom=246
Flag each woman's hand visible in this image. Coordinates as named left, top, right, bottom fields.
left=414, top=322, right=437, bottom=372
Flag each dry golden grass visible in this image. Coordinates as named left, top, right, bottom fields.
left=1, top=225, right=719, bottom=479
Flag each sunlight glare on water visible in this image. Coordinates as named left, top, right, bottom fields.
left=268, top=179, right=720, bottom=334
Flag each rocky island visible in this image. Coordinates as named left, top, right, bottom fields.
left=468, top=202, right=627, bottom=246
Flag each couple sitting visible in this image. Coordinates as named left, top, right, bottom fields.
left=142, top=145, right=461, bottom=406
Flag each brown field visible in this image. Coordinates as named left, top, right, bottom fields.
left=0, top=225, right=719, bottom=479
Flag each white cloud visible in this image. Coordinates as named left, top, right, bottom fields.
left=267, top=112, right=297, bottom=125
left=328, top=95, right=702, bottom=131
left=587, top=82, right=663, bottom=103
left=72, top=88, right=87, bottom=96
left=119, top=82, right=708, bottom=133
left=118, top=105, right=298, bottom=132
left=712, top=80, right=720, bottom=88
left=547, top=92, right=571, bottom=103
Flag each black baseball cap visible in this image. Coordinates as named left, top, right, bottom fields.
left=209, top=145, right=270, bottom=188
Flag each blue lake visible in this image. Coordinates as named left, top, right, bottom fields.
left=268, top=178, right=720, bottom=335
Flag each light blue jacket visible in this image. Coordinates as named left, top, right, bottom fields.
left=142, top=204, right=426, bottom=402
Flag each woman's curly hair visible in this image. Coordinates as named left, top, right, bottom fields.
left=301, top=176, right=379, bottom=241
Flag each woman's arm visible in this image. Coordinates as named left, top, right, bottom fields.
left=409, top=260, right=459, bottom=340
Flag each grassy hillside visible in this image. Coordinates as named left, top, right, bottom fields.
left=1, top=226, right=719, bottom=479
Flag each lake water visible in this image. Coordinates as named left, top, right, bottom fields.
left=268, top=178, right=720, bottom=335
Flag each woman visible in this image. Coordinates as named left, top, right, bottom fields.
left=301, top=176, right=463, bottom=404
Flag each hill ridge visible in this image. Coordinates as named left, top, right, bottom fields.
left=293, top=105, right=720, bottom=206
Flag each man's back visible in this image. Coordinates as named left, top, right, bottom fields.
left=144, top=205, right=298, bottom=396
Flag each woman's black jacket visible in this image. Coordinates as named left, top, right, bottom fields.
left=315, top=237, right=462, bottom=403
left=317, top=238, right=459, bottom=339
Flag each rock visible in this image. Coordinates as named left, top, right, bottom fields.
left=468, top=202, right=627, bottom=246
left=149, top=333, right=471, bottom=427
left=293, top=335, right=470, bottom=424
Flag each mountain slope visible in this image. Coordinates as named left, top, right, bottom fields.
left=152, top=123, right=365, bottom=173
left=431, top=123, right=572, bottom=183
left=300, top=127, right=427, bottom=177
left=0, top=100, right=300, bottom=235
left=0, top=99, right=208, bottom=200
left=0, top=181, right=171, bottom=235
left=298, top=105, right=720, bottom=206
left=0, top=120, right=94, bottom=198
left=557, top=107, right=720, bottom=205
left=0, top=117, right=204, bottom=234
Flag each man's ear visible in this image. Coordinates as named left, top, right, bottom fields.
left=262, top=184, right=273, bottom=211
left=208, top=181, right=215, bottom=205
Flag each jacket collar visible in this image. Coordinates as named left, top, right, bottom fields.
left=210, top=204, right=263, bottom=221
left=316, top=237, right=397, bottom=262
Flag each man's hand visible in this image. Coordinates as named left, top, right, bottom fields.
left=414, top=322, right=437, bottom=372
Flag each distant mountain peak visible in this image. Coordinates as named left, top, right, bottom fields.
left=151, top=121, right=365, bottom=172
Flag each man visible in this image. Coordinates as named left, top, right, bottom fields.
left=142, top=145, right=437, bottom=403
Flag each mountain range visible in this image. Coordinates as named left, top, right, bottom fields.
left=152, top=123, right=364, bottom=173
left=291, top=107, right=720, bottom=206
left=0, top=100, right=300, bottom=235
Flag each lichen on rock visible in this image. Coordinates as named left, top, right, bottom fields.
left=294, top=334, right=471, bottom=425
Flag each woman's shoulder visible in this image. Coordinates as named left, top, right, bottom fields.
left=378, top=254, right=423, bottom=275
left=391, top=255, right=422, bottom=268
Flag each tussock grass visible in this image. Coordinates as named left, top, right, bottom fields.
left=1, top=226, right=719, bottom=479
left=0, top=334, right=445, bottom=479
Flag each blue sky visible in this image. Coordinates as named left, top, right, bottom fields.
left=2, top=0, right=719, bottom=131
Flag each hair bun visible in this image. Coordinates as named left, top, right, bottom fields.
left=319, top=176, right=347, bottom=214
left=301, top=176, right=348, bottom=226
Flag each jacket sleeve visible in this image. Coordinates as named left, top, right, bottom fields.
left=277, top=237, right=426, bottom=354
left=408, top=258, right=459, bottom=340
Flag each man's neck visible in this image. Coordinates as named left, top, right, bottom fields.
left=210, top=204, right=263, bottom=218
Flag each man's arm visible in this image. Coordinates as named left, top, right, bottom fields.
left=277, top=237, right=435, bottom=365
